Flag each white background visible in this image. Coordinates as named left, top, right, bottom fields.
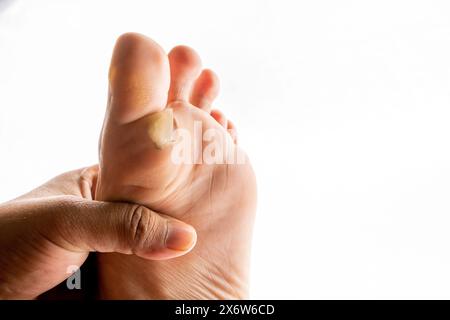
left=1, top=0, right=450, bottom=299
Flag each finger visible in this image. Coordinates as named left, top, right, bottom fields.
left=44, top=196, right=197, bottom=260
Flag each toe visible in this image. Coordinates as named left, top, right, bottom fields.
left=227, top=119, right=238, bottom=144
left=190, top=69, right=220, bottom=112
left=108, top=33, right=170, bottom=124
left=210, top=109, right=227, bottom=128
left=168, top=45, right=202, bottom=103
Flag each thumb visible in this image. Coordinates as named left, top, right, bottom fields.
left=44, top=196, right=197, bottom=260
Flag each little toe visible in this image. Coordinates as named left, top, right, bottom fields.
left=168, top=45, right=202, bottom=103
left=190, top=69, right=220, bottom=112
left=210, top=109, right=227, bottom=128
left=227, top=119, right=238, bottom=144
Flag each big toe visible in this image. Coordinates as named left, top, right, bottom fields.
left=108, top=33, right=170, bottom=124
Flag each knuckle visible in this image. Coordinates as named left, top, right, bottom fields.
left=127, top=205, right=163, bottom=251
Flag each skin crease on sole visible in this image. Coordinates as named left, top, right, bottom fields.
left=95, top=33, right=257, bottom=299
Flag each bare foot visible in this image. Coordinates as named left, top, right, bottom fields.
left=96, top=33, right=256, bottom=299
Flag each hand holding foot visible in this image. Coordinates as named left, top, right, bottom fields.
left=96, top=33, right=257, bottom=299
left=0, top=166, right=196, bottom=299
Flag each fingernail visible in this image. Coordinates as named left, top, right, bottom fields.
left=165, top=221, right=197, bottom=251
